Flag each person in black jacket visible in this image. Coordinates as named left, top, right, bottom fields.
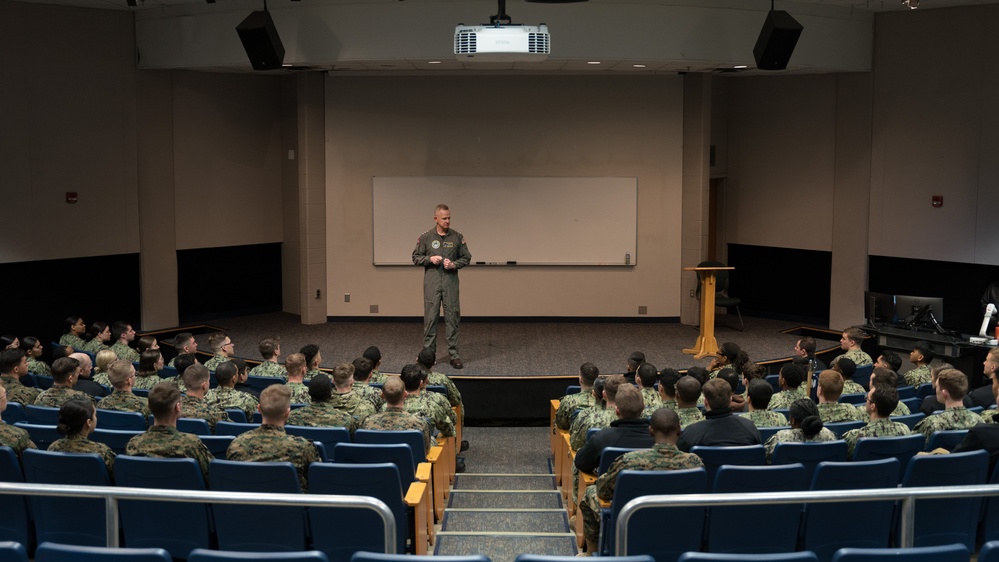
left=677, top=378, right=761, bottom=452
left=574, top=385, right=654, bottom=475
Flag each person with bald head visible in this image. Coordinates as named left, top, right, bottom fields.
left=361, top=375, right=432, bottom=452
left=70, top=352, right=109, bottom=399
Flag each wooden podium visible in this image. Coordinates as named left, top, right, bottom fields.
left=683, top=265, right=735, bottom=359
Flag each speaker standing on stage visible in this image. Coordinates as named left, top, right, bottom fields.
left=413, top=204, right=471, bottom=369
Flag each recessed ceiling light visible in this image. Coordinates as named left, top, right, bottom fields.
left=429, top=61, right=442, bottom=64
left=587, top=61, right=601, bottom=65
left=633, top=64, right=646, bottom=68
left=734, top=65, right=748, bottom=69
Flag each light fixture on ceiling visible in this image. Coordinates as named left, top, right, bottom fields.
left=902, top=0, right=919, bottom=8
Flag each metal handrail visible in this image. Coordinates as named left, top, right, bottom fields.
left=0, top=481, right=396, bottom=553
left=615, top=483, right=999, bottom=555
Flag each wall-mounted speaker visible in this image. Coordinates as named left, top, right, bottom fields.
left=753, top=10, right=803, bottom=71
left=236, top=10, right=285, bottom=71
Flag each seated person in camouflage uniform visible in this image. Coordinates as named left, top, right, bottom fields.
left=874, top=350, right=903, bottom=380
left=164, top=353, right=199, bottom=390
left=350, top=357, right=384, bottom=411
left=91, top=349, right=118, bottom=388
left=360, top=375, right=433, bottom=453
left=903, top=341, right=935, bottom=387
left=180, top=364, right=229, bottom=431
left=673, top=376, right=705, bottom=430
left=168, top=333, right=198, bottom=368
left=570, top=375, right=627, bottom=451
left=206, top=361, right=260, bottom=420
left=110, top=321, right=140, bottom=363
left=48, top=398, right=115, bottom=476
left=744, top=378, right=788, bottom=428
left=203, top=332, right=234, bottom=372
left=842, top=385, right=910, bottom=458
left=97, top=359, right=151, bottom=417
left=249, top=337, right=287, bottom=380
left=0, top=384, right=36, bottom=458
left=656, top=369, right=682, bottom=412
left=417, top=347, right=465, bottom=449
left=20, top=336, right=51, bottom=376
left=283, top=353, right=311, bottom=405
left=399, top=363, right=455, bottom=439
left=869, top=367, right=911, bottom=416
left=363, top=346, right=387, bottom=384
left=831, top=327, right=873, bottom=367
left=231, top=358, right=260, bottom=399
left=136, top=336, right=159, bottom=355
left=125, top=382, right=215, bottom=481
left=767, top=363, right=808, bottom=411
left=71, top=352, right=109, bottom=400
left=81, top=321, right=112, bottom=355
left=35, top=357, right=95, bottom=407
left=831, top=357, right=866, bottom=396
left=288, top=373, right=356, bottom=432
left=330, top=362, right=377, bottom=427
left=707, top=342, right=749, bottom=379
left=636, top=363, right=664, bottom=414
left=579, top=408, right=703, bottom=555
left=133, top=350, right=165, bottom=391
left=227, top=384, right=320, bottom=491
left=764, top=399, right=838, bottom=462
left=574, top=385, right=653, bottom=476
left=816, top=370, right=865, bottom=423
left=912, top=368, right=983, bottom=444
left=555, top=362, right=600, bottom=431
left=0, top=348, right=40, bottom=406
left=59, top=315, right=87, bottom=351
left=300, top=344, right=325, bottom=380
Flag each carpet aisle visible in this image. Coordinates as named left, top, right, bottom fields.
left=433, top=427, right=578, bottom=562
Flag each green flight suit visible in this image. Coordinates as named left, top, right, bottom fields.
left=413, top=226, right=471, bottom=360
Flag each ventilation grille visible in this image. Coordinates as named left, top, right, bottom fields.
left=455, top=31, right=477, bottom=54
left=528, top=32, right=550, bottom=54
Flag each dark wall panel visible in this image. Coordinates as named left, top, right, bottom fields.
left=178, top=243, right=282, bottom=323
left=727, top=244, right=832, bottom=326
left=0, top=254, right=141, bottom=351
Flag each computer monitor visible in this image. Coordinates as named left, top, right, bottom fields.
left=893, top=294, right=944, bottom=327
left=864, top=291, right=896, bottom=326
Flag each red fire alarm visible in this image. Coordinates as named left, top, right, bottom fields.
left=66, top=192, right=78, bottom=204
left=931, top=195, right=943, bottom=208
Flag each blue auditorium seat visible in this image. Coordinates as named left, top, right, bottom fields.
left=0, top=448, right=30, bottom=546
left=191, top=549, right=330, bottom=562
left=285, top=425, right=351, bottom=453
left=35, top=542, right=172, bottom=562
left=772, top=440, right=849, bottom=483
left=209, top=460, right=307, bottom=552
left=517, top=555, right=653, bottom=562
left=95, top=409, right=147, bottom=431
left=689, top=445, right=766, bottom=486
left=830, top=543, right=969, bottom=562
left=900, top=449, right=988, bottom=550
left=176, top=418, right=213, bottom=435
left=852, top=434, right=925, bottom=479
left=354, top=429, right=428, bottom=462
left=23, top=405, right=59, bottom=425
left=889, top=413, right=925, bottom=431
left=707, top=464, right=808, bottom=554
left=22, top=449, right=111, bottom=546
left=679, top=553, right=817, bottom=562
left=352, top=553, right=487, bottom=562
left=824, top=420, right=865, bottom=438
left=2, top=404, right=24, bottom=425
left=215, top=421, right=258, bottom=436
left=90, top=428, right=142, bottom=455
left=925, top=429, right=969, bottom=452
left=13, top=422, right=60, bottom=450
left=199, top=435, right=234, bottom=458
left=0, top=541, right=27, bottom=562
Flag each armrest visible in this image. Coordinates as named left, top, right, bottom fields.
left=426, top=445, right=443, bottom=462
left=405, top=481, right=429, bottom=507
left=599, top=498, right=611, bottom=509
left=416, top=462, right=432, bottom=482
left=580, top=471, right=597, bottom=486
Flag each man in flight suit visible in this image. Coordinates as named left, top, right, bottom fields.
left=413, top=204, right=472, bottom=369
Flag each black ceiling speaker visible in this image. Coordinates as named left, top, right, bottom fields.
left=236, top=10, right=285, bottom=71
left=753, top=10, right=803, bottom=70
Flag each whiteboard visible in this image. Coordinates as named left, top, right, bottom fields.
left=372, top=177, right=638, bottom=266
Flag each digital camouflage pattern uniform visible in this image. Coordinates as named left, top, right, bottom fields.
left=641, top=388, right=663, bottom=411
left=306, top=368, right=325, bottom=380
left=554, top=389, right=596, bottom=431
left=569, top=404, right=619, bottom=452
left=842, top=417, right=912, bottom=458
left=745, top=409, right=789, bottom=428
left=92, top=371, right=111, bottom=388
left=904, top=365, right=932, bottom=387
left=912, top=406, right=983, bottom=444
left=832, top=348, right=873, bottom=368
left=661, top=399, right=678, bottom=412
left=226, top=424, right=320, bottom=491
left=34, top=386, right=94, bottom=408
left=817, top=402, right=866, bottom=423
left=767, top=386, right=808, bottom=410
left=428, top=371, right=463, bottom=423
left=403, top=391, right=454, bottom=438
left=1, top=375, right=40, bottom=406
left=249, top=361, right=287, bottom=380
left=125, top=425, right=215, bottom=480
left=26, top=357, right=50, bottom=376
left=413, top=226, right=472, bottom=360
left=111, top=342, right=140, bottom=363
left=285, top=382, right=311, bottom=405
left=892, top=401, right=911, bottom=417
left=132, top=373, right=163, bottom=391
left=361, top=406, right=433, bottom=453
left=81, top=339, right=110, bottom=355
left=368, top=371, right=388, bottom=384
left=982, top=409, right=998, bottom=423
left=48, top=434, right=116, bottom=475
left=330, top=391, right=377, bottom=427
left=0, top=422, right=36, bottom=458
left=676, top=407, right=705, bottom=430
left=764, top=427, right=839, bottom=462
left=581, top=443, right=703, bottom=546
left=843, top=380, right=867, bottom=395
left=353, top=383, right=384, bottom=411
left=287, top=401, right=356, bottom=432
left=203, top=355, right=230, bottom=372
left=180, top=395, right=229, bottom=431
left=59, top=334, right=86, bottom=351
left=98, top=390, right=151, bottom=417
left=206, top=386, right=260, bottom=420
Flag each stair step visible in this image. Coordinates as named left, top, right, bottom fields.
left=453, top=474, right=557, bottom=491
left=447, top=490, right=564, bottom=509
left=441, top=509, right=569, bottom=533
left=434, top=534, right=578, bottom=561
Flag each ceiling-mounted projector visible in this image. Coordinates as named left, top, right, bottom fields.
left=454, top=24, right=550, bottom=62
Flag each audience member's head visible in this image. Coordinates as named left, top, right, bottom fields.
left=869, top=385, right=899, bottom=418
left=400, top=363, right=427, bottom=392
left=107, top=359, right=136, bottom=389
left=817, top=370, right=845, bottom=401
left=658, top=368, right=681, bottom=398
left=56, top=398, right=95, bottom=437
left=603, top=374, right=627, bottom=403
left=841, top=327, right=866, bottom=349
left=870, top=367, right=899, bottom=390
left=626, top=351, right=645, bottom=372
left=139, top=349, right=162, bottom=374
left=258, top=337, right=281, bottom=360
left=779, top=363, right=806, bottom=389
left=649, top=408, right=681, bottom=443
left=636, top=363, right=658, bottom=388
left=95, top=349, right=117, bottom=373
left=747, top=378, right=774, bottom=410
left=876, top=350, right=902, bottom=373
left=308, top=373, right=334, bottom=402
left=148, top=382, right=182, bottom=421
left=614, top=385, right=645, bottom=419
left=284, top=353, right=306, bottom=380
left=716, top=368, right=740, bottom=394
left=789, top=398, right=824, bottom=438
left=215, top=361, right=238, bottom=387
left=579, top=362, right=600, bottom=388
left=686, top=366, right=709, bottom=386
left=417, top=347, right=436, bottom=370
left=301, top=344, right=321, bottom=370
left=332, top=363, right=356, bottom=389
left=51, top=357, right=80, bottom=384
left=936, top=368, right=969, bottom=401
left=911, top=341, right=936, bottom=365
left=675, top=375, right=702, bottom=406
left=174, top=332, right=197, bottom=355
left=0, top=348, right=26, bottom=376
left=702, top=378, right=732, bottom=411
left=173, top=353, right=198, bottom=375
left=64, top=315, right=85, bottom=338
left=259, top=384, right=292, bottom=422
left=352, top=357, right=374, bottom=381
left=208, top=332, right=230, bottom=354
left=182, top=364, right=210, bottom=392
left=381, top=375, right=406, bottom=406
left=363, top=346, right=382, bottom=367
left=112, top=321, right=135, bottom=343
left=136, top=336, right=158, bottom=353
left=796, top=337, right=817, bottom=357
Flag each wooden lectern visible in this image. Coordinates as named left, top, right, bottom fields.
left=683, top=265, right=735, bottom=359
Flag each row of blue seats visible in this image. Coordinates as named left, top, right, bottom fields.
left=597, top=450, right=996, bottom=562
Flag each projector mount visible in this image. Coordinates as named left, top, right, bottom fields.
left=490, top=0, right=513, bottom=25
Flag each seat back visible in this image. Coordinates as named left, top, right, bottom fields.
left=564, top=385, right=582, bottom=396
left=354, top=429, right=427, bottom=462
left=925, top=429, right=969, bottom=452
left=190, top=549, right=330, bottom=562
left=199, top=435, right=234, bottom=458
left=215, top=421, right=259, bottom=437
left=223, top=409, right=248, bottom=423
left=285, top=425, right=351, bottom=454
left=801, top=459, right=900, bottom=561
left=900, top=449, right=989, bottom=549
left=764, top=374, right=781, bottom=393
left=245, top=376, right=284, bottom=393
left=758, top=425, right=790, bottom=444
left=690, top=445, right=766, bottom=486
left=34, top=542, right=172, bottom=562
left=332, top=443, right=417, bottom=487
left=90, top=428, right=143, bottom=455
left=598, top=447, right=642, bottom=475
left=177, top=418, right=213, bottom=435
left=897, top=386, right=917, bottom=400
left=208, top=459, right=307, bottom=552
left=771, top=440, right=849, bottom=483
left=518, top=555, right=654, bottom=562
left=708, top=464, right=808, bottom=554
left=0, top=541, right=27, bottom=562
left=24, top=405, right=59, bottom=425
left=13, top=422, right=61, bottom=450
left=853, top=434, right=925, bottom=480
left=678, top=554, right=818, bottom=562
left=915, top=384, right=935, bottom=401
left=308, top=462, right=408, bottom=562
left=890, top=413, right=925, bottom=430
left=115, top=456, right=212, bottom=558
left=22, top=448, right=110, bottom=546
left=601, top=468, right=708, bottom=562
left=830, top=543, right=970, bottom=562
left=852, top=364, right=874, bottom=391
left=95, top=409, right=147, bottom=431
left=825, top=420, right=866, bottom=438
left=901, top=397, right=921, bottom=413
left=839, top=393, right=867, bottom=405
left=3, top=404, right=25, bottom=425
left=33, top=376, right=54, bottom=390
left=0, top=447, right=30, bottom=546
left=351, top=552, right=488, bottom=562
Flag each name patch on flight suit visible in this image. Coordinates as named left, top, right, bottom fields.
left=443, top=242, right=454, bottom=249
